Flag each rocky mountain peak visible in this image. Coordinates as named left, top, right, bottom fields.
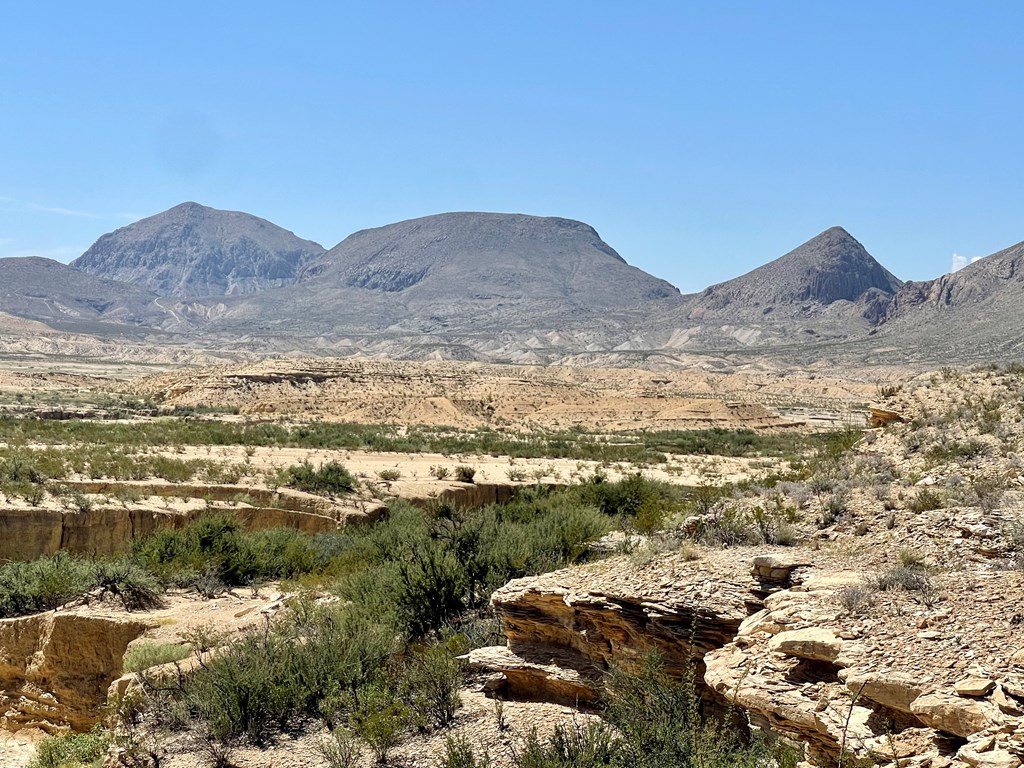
left=71, top=203, right=325, bottom=298
left=691, top=226, right=902, bottom=312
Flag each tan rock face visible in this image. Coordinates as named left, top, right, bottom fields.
left=476, top=546, right=1024, bottom=768
left=0, top=612, right=152, bottom=731
left=471, top=552, right=751, bottom=700
left=957, top=745, right=1023, bottom=768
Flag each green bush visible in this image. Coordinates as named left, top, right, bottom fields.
left=907, top=488, right=943, bottom=512
left=94, top=559, right=164, bottom=611
left=180, top=601, right=396, bottom=744
left=514, top=722, right=619, bottom=768
left=132, top=513, right=325, bottom=590
left=0, top=552, right=98, bottom=617
left=29, top=725, right=110, bottom=768
left=281, top=460, right=356, bottom=496
left=123, top=641, right=191, bottom=673
left=440, top=735, right=492, bottom=768
left=402, top=641, right=466, bottom=730
left=315, top=728, right=363, bottom=768
left=601, top=659, right=800, bottom=768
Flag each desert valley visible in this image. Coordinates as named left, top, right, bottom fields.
left=0, top=203, right=1022, bottom=768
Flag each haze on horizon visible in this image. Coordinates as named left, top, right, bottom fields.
left=2, top=1, right=1022, bottom=292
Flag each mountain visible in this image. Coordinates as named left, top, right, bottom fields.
left=202, top=212, right=684, bottom=345
left=0, top=257, right=170, bottom=333
left=72, top=202, right=325, bottom=298
left=650, top=227, right=903, bottom=351
left=12, top=202, right=1024, bottom=366
left=687, top=227, right=901, bottom=318
left=300, top=211, right=680, bottom=310
left=874, top=240, right=1024, bottom=360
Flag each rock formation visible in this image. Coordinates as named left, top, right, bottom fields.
left=471, top=545, right=1024, bottom=767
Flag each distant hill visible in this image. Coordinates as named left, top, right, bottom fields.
left=686, top=227, right=901, bottom=319
left=72, top=202, right=325, bottom=298
left=0, top=257, right=170, bottom=333
left=6, top=202, right=1024, bottom=365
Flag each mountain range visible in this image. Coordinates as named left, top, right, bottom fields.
left=2, top=202, right=1022, bottom=365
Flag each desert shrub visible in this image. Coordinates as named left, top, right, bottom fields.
left=0, top=552, right=99, bottom=617
left=181, top=602, right=396, bottom=744
left=281, top=460, right=356, bottom=497
left=397, top=543, right=469, bottom=638
left=401, top=640, right=466, bottom=730
left=455, top=465, right=476, bottom=483
left=441, top=736, right=492, bottom=768
left=315, top=728, right=363, bottom=768
left=148, top=455, right=201, bottom=483
left=872, top=566, right=935, bottom=597
left=94, top=559, right=164, bottom=611
left=1004, top=516, right=1024, bottom=570
left=602, top=659, right=800, bottom=768
left=578, top=473, right=683, bottom=533
left=29, top=725, right=110, bottom=768
left=837, top=584, right=874, bottom=615
left=376, top=468, right=401, bottom=481
left=692, top=506, right=761, bottom=547
left=907, top=488, right=943, bottom=513
left=430, top=465, right=451, bottom=480
left=817, top=489, right=848, bottom=528
left=925, top=440, right=987, bottom=463
left=132, top=513, right=324, bottom=589
left=351, top=692, right=410, bottom=764
left=0, top=452, right=46, bottom=484
left=749, top=495, right=799, bottom=545
left=514, top=722, right=619, bottom=768
left=123, top=641, right=191, bottom=673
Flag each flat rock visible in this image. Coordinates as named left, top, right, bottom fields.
left=911, top=692, right=999, bottom=738
left=956, top=677, right=996, bottom=697
left=767, top=627, right=843, bottom=663
left=845, top=669, right=924, bottom=713
left=958, top=746, right=1022, bottom=768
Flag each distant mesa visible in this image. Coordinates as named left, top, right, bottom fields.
left=72, top=202, right=325, bottom=298
left=298, top=211, right=681, bottom=309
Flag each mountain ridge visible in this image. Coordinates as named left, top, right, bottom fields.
left=2, top=203, right=1023, bottom=364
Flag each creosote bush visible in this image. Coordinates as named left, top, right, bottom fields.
left=280, top=460, right=356, bottom=497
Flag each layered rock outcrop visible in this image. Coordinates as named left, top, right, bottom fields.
left=471, top=550, right=1024, bottom=767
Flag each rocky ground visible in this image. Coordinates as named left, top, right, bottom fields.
left=468, top=365, right=1024, bottom=767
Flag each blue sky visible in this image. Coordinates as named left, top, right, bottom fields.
left=2, top=2, right=1022, bottom=292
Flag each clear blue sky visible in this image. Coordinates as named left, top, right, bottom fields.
left=2, top=2, right=1022, bottom=292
